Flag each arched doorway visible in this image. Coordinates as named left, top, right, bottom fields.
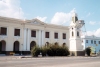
left=0, top=40, right=6, bottom=54
left=30, top=41, right=36, bottom=50
left=13, top=41, right=19, bottom=54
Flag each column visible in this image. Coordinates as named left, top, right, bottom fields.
left=27, top=29, right=30, bottom=51
left=23, top=28, right=27, bottom=51
left=41, top=30, right=44, bottom=45
left=38, top=30, right=41, bottom=47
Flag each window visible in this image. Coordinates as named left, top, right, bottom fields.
left=91, top=40, right=93, bottom=44
left=31, top=30, right=36, bottom=37
left=75, top=16, right=78, bottom=22
left=45, top=32, right=49, bottom=38
left=54, top=33, right=58, bottom=39
left=86, top=40, right=88, bottom=43
left=14, top=29, right=20, bottom=36
left=99, top=41, right=100, bottom=44
left=77, top=31, right=79, bottom=36
left=72, top=17, right=78, bottom=22
left=63, top=33, right=66, bottom=39
left=94, top=41, right=96, bottom=44
left=72, top=31, right=74, bottom=37
left=0, top=27, right=7, bottom=35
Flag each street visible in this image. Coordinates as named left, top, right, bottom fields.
left=0, top=56, right=100, bottom=67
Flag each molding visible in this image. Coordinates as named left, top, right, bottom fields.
left=0, top=16, right=69, bottom=30
left=0, top=16, right=24, bottom=24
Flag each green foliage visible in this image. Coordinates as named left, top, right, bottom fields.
left=31, top=46, right=41, bottom=57
left=31, top=43, right=70, bottom=57
left=46, top=44, right=69, bottom=56
left=90, top=46, right=95, bottom=53
left=85, top=47, right=91, bottom=56
left=41, top=46, right=47, bottom=56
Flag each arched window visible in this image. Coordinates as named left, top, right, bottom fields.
left=77, top=31, right=79, bottom=36
left=72, top=31, right=74, bottom=37
left=62, top=43, right=66, bottom=47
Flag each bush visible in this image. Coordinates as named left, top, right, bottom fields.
left=41, top=46, right=47, bottom=56
left=46, top=44, right=69, bottom=56
left=85, top=47, right=91, bottom=56
left=31, top=43, right=70, bottom=57
left=31, top=46, right=41, bottom=57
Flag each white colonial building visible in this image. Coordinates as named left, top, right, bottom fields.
left=82, top=35, right=100, bottom=53
left=0, top=12, right=85, bottom=56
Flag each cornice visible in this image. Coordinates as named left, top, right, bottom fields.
left=0, top=16, right=69, bottom=30
left=45, top=23, right=69, bottom=30
left=0, top=16, right=24, bottom=24
left=81, top=36, right=100, bottom=40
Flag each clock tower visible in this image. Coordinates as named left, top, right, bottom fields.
left=69, top=12, right=85, bottom=56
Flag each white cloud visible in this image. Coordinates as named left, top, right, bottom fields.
left=89, top=21, right=96, bottom=25
left=50, top=8, right=76, bottom=25
left=0, top=0, right=24, bottom=19
left=83, top=28, right=100, bottom=37
left=94, top=28, right=100, bottom=37
left=85, top=31, right=95, bottom=36
left=35, top=16, right=47, bottom=22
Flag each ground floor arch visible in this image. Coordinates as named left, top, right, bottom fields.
left=55, top=42, right=58, bottom=45
left=13, top=41, right=20, bottom=54
left=62, top=43, right=66, bottom=47
left=0, top=40, right=6, bottom=54
left=30, top=41, right=36, bottom=50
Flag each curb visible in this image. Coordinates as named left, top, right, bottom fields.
left=0, top=56, right=100, bottom=61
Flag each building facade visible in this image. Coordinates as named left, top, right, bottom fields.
left=82, top=35, right=100, bottom=53
left=0, top=12, right=85, bottom=56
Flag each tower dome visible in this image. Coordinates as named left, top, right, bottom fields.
left=72, top=12, right=78, bottom=17
left=71, top=12, right=78, bottom=23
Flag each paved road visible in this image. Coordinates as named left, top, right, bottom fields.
left=0, top=56, right=100, bottom=67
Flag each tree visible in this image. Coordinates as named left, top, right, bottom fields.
left=85, top=47, right=91, bottom=56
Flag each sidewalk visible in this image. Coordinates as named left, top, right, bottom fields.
left=0, top=55, right=100, bottom=60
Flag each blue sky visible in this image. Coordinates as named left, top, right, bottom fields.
left=0, top=0, right=100, bottom=36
